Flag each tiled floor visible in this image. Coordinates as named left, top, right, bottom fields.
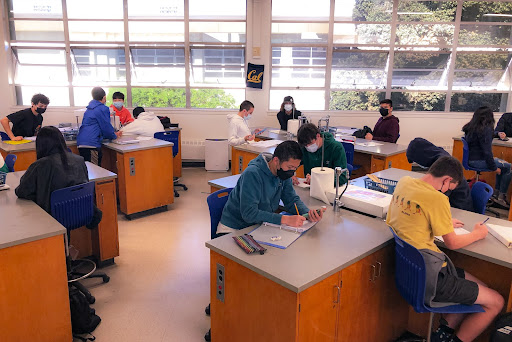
left=77, top=167, right=230, bottom=342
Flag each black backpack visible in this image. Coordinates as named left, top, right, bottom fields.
left=158, top=116, right=172, bottom=129
left=353, top=125, right=373, bottom=139
left=69, top=287, right=101, bottom=340
left=492, top=312, right=512, bottom=341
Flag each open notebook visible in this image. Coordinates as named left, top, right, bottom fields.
left=250, top=220, right=317, bottom=249
left=487, top=224, right=512, bottom=248
left=435, top=228, right=469, bottom=242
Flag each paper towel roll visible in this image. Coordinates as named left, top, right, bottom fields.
left=287, top=119, right=300, bottom=136
left=310, top=167, right=335, bottom=205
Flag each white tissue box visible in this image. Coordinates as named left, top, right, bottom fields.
left=326, top=185, right=393, bottom=218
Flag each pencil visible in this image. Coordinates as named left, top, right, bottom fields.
left=294, top=203, right=300, bottom=216
left=483, top=217, right=490, bottom=224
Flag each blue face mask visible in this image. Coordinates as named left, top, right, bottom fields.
left=245, top=114, right=252, bottom=120
left=113, top=101, right=124, bottom=109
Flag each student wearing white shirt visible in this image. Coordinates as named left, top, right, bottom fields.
left=227, top=100, right=262, bottom=146
left=120, top=107, right=164, bottom=137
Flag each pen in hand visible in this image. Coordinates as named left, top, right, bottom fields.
left=482, top=217, right=490, bottom=225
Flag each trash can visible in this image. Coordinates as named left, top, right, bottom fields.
left=205, top=139, right=229, bottom=171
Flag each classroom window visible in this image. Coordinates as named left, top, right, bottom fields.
left=7, top=0, right=246, bottom=109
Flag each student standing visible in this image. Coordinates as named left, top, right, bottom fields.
left=110, top=91, right=134, bottom=126
left=15, top=126, right=89, bottom=213
left=276, top=96, right=302, bottom=131
left=387, top=156, right=503, bottom=342
left=227, top=100, right=261, bottom=146
left=217, top=141, right=324, bottom=234
left=463, top=106, right=512, bottom=208
left=365, top=99, right=400, bottom=143
left=77, top=87, right=122, bottom=166
left=294, top=123, right=347, bottom=186
left=0, top=93, right=49, bottom=141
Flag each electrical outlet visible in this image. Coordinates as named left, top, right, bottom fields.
left=129, top=157, right=136, bottom=176
left=238, top=156, right=243, bottom=173
left=216, top=263, right=225, bottom=302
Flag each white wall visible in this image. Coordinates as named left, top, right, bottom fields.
left=0, top=0, right=484, bottom=156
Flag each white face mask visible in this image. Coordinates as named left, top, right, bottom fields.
left=306, top=142, right=319, bottom=153
left=284, top=104, right=293, bottom=111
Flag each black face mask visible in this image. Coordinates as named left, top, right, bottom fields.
left=36, top=107, right=46, bottom=114
left=379, top=108, right=389, bottom=117
left=277, top=168, right=295, bottom=180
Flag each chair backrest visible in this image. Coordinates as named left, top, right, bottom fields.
left=207, top=188, right=233, bottom=239
left=154, top=131, right=179, bottom=157
left=50, top=182, right=95, bottom=231
left=346, top=163, right=353, bottom=176
left=5, top=154, right=16, bottom=172
left=341, top=142, right=355, bottom=165
left=389, top=226, right=429, bottom=313
left=0, top=132, right=10, bottom=141
left=461, top=137, right=470, bottom=170
left=471, top=181, right=493, bottom=214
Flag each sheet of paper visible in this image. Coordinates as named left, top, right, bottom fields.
left=250, top=139, right=284, bottom=148
left=356, top=142, right=384, bottom=147
left=487, top=223, right=512, bottom=248
left=250, top=220, right=316, bottom=249
left=435, top=228, right=470, bottom=242
left=296, top=178, right=310, bottom=188
left=136, top=136, right=153, bottom=141
left=269, top=130, right=282, bottom=134
left=24, top=136, right=37, bottom=142
left=3, top=140, right=32, bottom=145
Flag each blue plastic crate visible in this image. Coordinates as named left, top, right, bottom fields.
left=364, top=177, right=398, bottom=194
left=0, top=172, right=6, bottom=186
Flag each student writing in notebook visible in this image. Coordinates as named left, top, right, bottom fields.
left=217, top=141, right=324, bottom=234
left=386, top=156, right=503, bottom=342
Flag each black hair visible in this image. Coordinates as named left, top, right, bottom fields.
left=280, top=95, right=296, bottom=112
left=36, top=126, right=69, bottom=169
left=297, top=123, right=320, bottom=146
left=133, top=106, right=145, bottom=119
left=31, top=93, right=50, bottom=106
left=462, top=106, right=495, bottom=135
left=91, top=87, right=106, bottom=101
left=428, top=156, right=463, bottom=184
left=273, top=140, right=303, bottom=163
left=112, top=91, right=125, bottom=100
left=380, top=99, right=392, bottom=107
left=239, top=100, right=254, bottom=112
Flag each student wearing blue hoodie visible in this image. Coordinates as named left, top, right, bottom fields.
left=77, top=87, right=122, bottom=165
left=217, top=140, right=324, bottom=234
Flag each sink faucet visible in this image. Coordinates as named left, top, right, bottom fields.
left=334, top=167, right=350, bottom=211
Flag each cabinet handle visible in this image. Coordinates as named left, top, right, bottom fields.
left=101, top=194, right=104, bottom=205
left=376, top=261, right=382, bottom=278
left=370, top=264, right=376, bottom=282
left=333, top=285, right=340, bottom=304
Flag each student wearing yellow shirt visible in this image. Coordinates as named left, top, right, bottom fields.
left=386, top=156, right=503, bottom=342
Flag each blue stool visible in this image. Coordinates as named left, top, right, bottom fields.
left=389, top=227, right=484, bottom=341
left=342, top=142, right=361, bottom=173
left=5, top=154, right=17, bottom=172
left=461, top=137, right=493, bottom=181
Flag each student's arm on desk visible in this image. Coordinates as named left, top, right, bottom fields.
left=98, top=107, right=118, bottom=140
left=239, top=171, right=283, bottom=226
left=442, top=222, right=488, bottom=250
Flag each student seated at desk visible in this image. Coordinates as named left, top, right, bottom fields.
left=217, top=141, right=324, bottom=234
left=227, top=100, right=262, bottom=146
left=15, top=126, right=89, bottom=213
left=276, top=96, right=302, bottom=131
left=0, top=154, right=8, bottom=173
left=77, top=87, right=122, bottom=166
left=463, top=106, right=512, bottom=208
left=387, top=156, right=503, bottom=342
left=119, top=107, right=164, bottom=137
left=365, top=99, right=400, bottom=143
left=0, top=93, right=49, bottom=141
left=110, top=91, right=134, bottom=126
left=494, top=111, right=512, bottom=140
left=293, top=123, right=347, bottom=186
left=407, top=137, right=474, bottom=212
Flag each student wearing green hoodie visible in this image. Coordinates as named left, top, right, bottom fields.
left=295, top=123, right=348, bottom=186
left=217, top=140, right=324, bottom=234
left=0, top=154, right=8, bottom=173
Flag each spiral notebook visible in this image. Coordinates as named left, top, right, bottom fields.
left=249, top=220, right=317, bottom=249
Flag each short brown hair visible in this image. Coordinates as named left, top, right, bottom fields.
left=428, top=156, right=464, bottom=184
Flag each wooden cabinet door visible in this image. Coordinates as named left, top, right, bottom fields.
left=298, top=272, right=340, bottom=342
left=337, top=252, right=380, bottom=342
left=93, top=180, right=119, bottom=261
left=371, top=156, right=386, bottom=173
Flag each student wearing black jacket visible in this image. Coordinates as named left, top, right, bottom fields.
left=15, top=126, right=89, bottom=213
left=494, top=112, right=512, bottom=139
left=406, top=137, right=474, bottom=212
left=276, top=96, right=302, bottom=131
left=463, top=107, right=512, bottom=208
